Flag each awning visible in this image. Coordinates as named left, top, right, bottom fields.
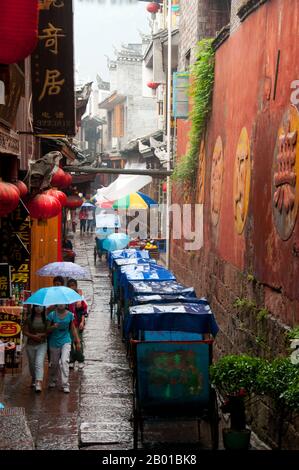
left=98, top=91, right=126, bottom=111
left=94, top=162, right=152, bottom=203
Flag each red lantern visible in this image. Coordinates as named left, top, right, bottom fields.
left=0, top=182, right=20, bottom=216
left=65, top=195, right=83, bottom=209
left=46, top=189, right=67, bottom=207
left=162, top=182, right=167, bottom=192
left=12, top=180, right=28, bottom=199
left=147, top=81, right=160, bottom=89
left=50, top=168, right=67, bottom=189
left=147, top=2, right=160, bottom=14
left=63, top=173, right=73, bottom=188
left=27, top=194, right=62, bottom=219
left=0, top=1, right=39, bottom=64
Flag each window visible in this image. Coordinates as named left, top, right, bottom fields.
left=172, top=72, right=189, bottom=119
left=185, top=50, right=191, bottom=71
left=158, top=101, right=163, bottom=116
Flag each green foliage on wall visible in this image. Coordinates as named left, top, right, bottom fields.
left=172, top=38, right=215, bottom=183
left=286, top=326, right=299, bottom=340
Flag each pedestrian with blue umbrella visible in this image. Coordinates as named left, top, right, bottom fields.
left=24, top=287, right=82, bottom=393
left=22, top=305, right=48, bottom=393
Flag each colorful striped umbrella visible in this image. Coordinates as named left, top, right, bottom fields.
left=113, top=192, right=157, bottom=210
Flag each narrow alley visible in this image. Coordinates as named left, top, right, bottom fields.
left=0, top=233, right=132, bottom=450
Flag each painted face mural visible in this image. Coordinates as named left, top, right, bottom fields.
left=234, top=127, right=251, bottom=234
left=211, top=136, right=224, bottom=227
left=273, top=105, right=299, bottom=240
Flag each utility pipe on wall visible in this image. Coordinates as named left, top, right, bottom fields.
left=166, top=0, right=172, bottom=269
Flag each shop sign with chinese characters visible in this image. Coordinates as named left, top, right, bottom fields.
left=31, top=0, right=75, bottom=135
left=0, top=264, right=11, bottom=299
left=0, top=202, right=30, bottom=292
left=0, top=315, right=21, bottom=341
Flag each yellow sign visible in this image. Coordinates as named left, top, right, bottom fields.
left=0, top=321, right=21, bottom=337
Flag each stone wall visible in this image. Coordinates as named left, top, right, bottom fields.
left=178, top=0, right=231, bottom=71
left=230, top=0, right=246, bottom=33
left=126, top=95, right=157, bottom=143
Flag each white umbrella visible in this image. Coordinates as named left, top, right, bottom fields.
left=36, top=262, right=90, bottom=279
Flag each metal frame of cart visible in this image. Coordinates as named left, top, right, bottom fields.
left=130, top=339, right=219, bottom=449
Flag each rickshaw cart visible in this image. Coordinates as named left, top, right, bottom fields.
left=110, top=257, right=155, bottom=322
left=126, top=302, right=219, bottom=449
left=118, top=265, right=176, bottom=338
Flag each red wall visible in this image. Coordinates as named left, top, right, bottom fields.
left=174, top=0, right=299, bottom=322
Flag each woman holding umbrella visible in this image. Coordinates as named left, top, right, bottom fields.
left=47, top=304, right=81, bottom=393
left=24, top=286, right=83, bottom=393
left=23, top=306, right=48, bottom=393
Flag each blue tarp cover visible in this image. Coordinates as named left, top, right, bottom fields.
left=129, top=280, right=196, bottom=297
left=133, top=295, right=208, bottom=305
left=120, top=265, right=176, bottom=300
left=114, top=258, right=157, bottom=267
left=124, top=302, right=219, bottom=338
left=108, top=249, right=150, bottom=268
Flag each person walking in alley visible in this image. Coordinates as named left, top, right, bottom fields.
left=79, top=208, right=88, bottom=235
left=47, top=304, right=81, bottom=393
left=86, top=209, right=94, bottom=234
left=66, top=278, right=87, bottom=370
left=46, top=276, right=65, bottom=367
left=23, top=306, right=48, bottom=393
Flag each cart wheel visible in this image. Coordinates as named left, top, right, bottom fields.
left=94, top=247, right=97, bottom=265
left=110, top=290, right=114, bottom=319
left=209, top=387, right=219, bottom=450
left=133, top=394, right=139, bottom=449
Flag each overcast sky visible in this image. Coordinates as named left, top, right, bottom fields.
left=73, top=0, right=149, bottom=85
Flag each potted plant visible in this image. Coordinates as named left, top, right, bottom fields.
left=210, top=355, right=264, bottom=450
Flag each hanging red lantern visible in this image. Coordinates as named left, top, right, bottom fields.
left=12, top=180, right=28, bottom=199
left=27, top=193, right=62, bottom=219
left=50, top=168, right=67, bottom=189
left=46, top=189, right=67, bottom=207
left=146, top=2, right=160, bottom=14
left=0, top=181, right=20, bottom=216
left=0, top=1, right=39, bottom=64
left=147, top=81, right=160, bottom=89
left=162, top=182, right=167, bottom=192
left=65, top=195, right=83, bottom=209
left=63, top=173, right=73, bottom=188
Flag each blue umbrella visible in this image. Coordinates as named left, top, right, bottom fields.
left=82, top=202, right=95, bottom=208
left=36, top=262, right=89, bottom=279
left=23, top=286, right=83, bottom=306
left=95, top=227, right=114, bottom=240
left=102, top=233, right=130, bottom=252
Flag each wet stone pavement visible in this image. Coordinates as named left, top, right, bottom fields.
left=1, top=232, right=132, bottom=450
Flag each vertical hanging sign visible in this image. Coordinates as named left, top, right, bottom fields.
left=31, top=0, right=75, bottom=136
